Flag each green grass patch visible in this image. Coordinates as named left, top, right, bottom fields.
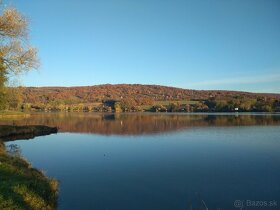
left=0, top=142, right=58, bottom=210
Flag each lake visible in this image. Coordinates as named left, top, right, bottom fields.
left=2, top=113, right=280, bottom=210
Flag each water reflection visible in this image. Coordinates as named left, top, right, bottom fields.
left=1, top=113, right=280, bottom=135
left=3, top=113, right=280, bottom=210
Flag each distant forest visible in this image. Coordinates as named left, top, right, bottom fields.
left=8, top=84, right=280, bottom=112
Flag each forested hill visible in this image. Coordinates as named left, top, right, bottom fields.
left=22, top=84, right=280, bottom=105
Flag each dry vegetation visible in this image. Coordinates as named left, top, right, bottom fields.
left=19, top=84, right=280, bottom=112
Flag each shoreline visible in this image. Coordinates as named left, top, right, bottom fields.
left=0, top=125, right=59, bottom=210
left=0, top=125, right=58, bottom=142
left=0, top=111, right=30, bottom=119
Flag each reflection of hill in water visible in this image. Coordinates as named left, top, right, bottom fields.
left=1, top=113, right=280, bottom=136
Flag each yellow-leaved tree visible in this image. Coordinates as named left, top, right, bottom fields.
left=0, top=6, right=39, bottom=110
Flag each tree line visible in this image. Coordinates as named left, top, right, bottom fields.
left=14, top=96, right=280, bottom=113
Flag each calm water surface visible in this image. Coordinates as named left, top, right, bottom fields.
left=3, top=113, right=280, bottom=210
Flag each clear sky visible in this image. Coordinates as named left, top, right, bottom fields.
left=6, top=0, right=280, bottom=93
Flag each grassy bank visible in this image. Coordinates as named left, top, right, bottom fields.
left=0, top=111, right=30, bottom=119
left=0, top=142, right=58, bottom=210
left=0, top=125, right=59, bottom=209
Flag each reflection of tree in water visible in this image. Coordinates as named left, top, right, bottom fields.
left=0, top=113, right=280, bottom=136
left=6, top=144, right=22, bottom=157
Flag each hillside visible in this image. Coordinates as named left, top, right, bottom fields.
left=19, top=84, right=280, bottom=112
left=22, top=84, right=280, bottom=103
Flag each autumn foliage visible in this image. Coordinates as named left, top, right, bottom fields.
left=18, top=84, right=280, bottom=112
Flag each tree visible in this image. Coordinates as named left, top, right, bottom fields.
left=6, top=86, right=22, bottom=109
left=114, top=102, right=122, bottom=113
left=168, top=102, right=180, bottom=112
left=215, top=100, right=227, bottom=111
left=0, top=64, right=7, bottom=109
left=0, top=6, right=39, bottom=110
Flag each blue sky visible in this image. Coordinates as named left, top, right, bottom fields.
left=6, top=0, right=280, bottom=92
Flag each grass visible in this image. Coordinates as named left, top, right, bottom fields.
left=0, top=110, right=30, bottom=119
left=0, top=141, right=58, bottom=210
left=0, top=125, right=58, bottom=209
